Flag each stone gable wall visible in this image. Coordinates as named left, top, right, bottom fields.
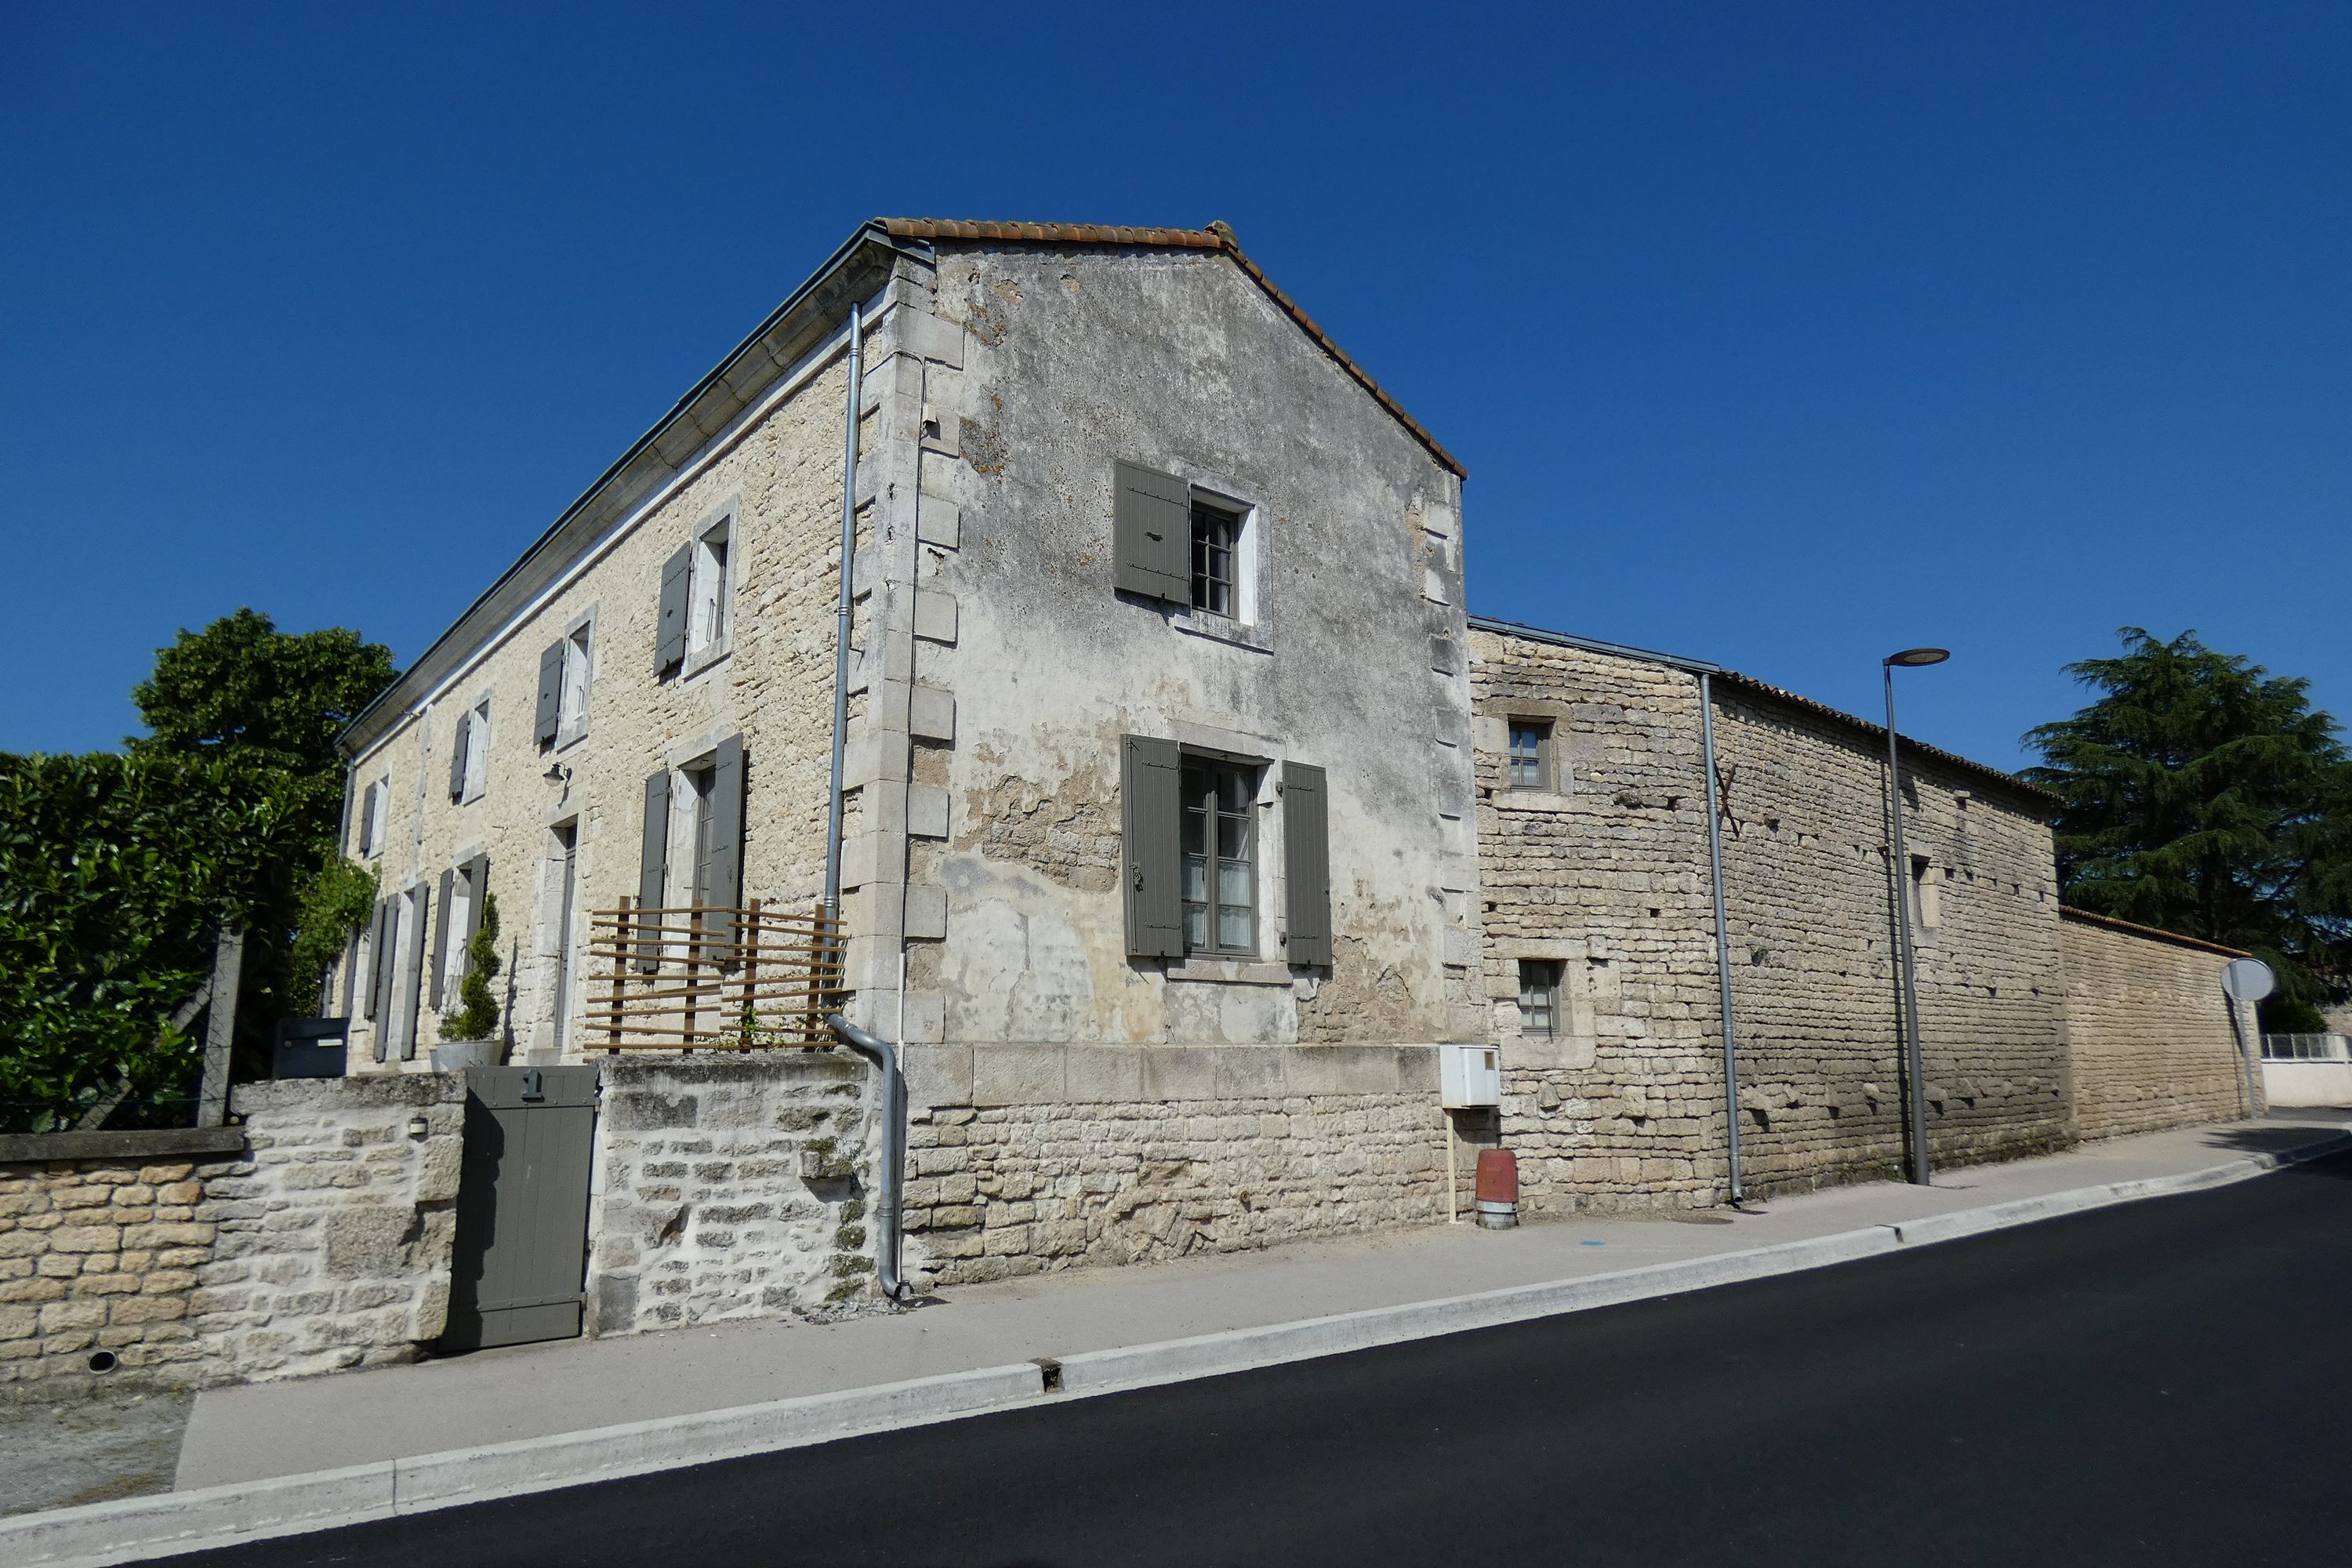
left=2061, top=914, right=2251, bottom=1139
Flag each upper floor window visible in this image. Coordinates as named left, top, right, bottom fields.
left=448, top=697, right=491, bottom=803
left=356, top=771, right=391, bottom=857
left=1114, top=460, right=1257, bottom=626
left=1191, top=499, right=1241, bottom=618
left=657, top=510, right=736, bottom=678
left=538, top=612, right=594, bottom=748
left=1508, top=720, right=1552, bottom=789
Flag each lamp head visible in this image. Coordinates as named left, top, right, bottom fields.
left=1885, top=648, right=1951, bottom=668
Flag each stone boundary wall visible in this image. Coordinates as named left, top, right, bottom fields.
left=191, top=1077, right=463, bottom=1383
left=902, top=1044, right=1446, bottom=1282
left=586, top=1053, right=875, bottom=1336
left=0, top=1140, right=238, bottom=1396
left=1468, top=626, right=2074, bottom=1211
left=2061, top=911, right=2252, bottom=1139
left=4, top=1078, right=463, bottom=1396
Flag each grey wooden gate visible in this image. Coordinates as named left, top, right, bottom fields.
left=443, top=1066, right=598, bottom=1352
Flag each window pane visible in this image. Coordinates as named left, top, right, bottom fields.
left=1218, top=811, right=1250, bottom=860
left=1218, top=904, right=1250, bottom=949
left=1217, top=859, right=1250, bottom=906
left=1184, top=905, right=1209, bottom=949
left=1183, top=804, right=1207, bottom=857
left=1183, top=854, right=1207, bottom=903
left=1217, top=768, right=1252, bottom=811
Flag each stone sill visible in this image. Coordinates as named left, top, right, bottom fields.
left=1171, top=612, right=1272, bottom=655
left=0, top=1126, right=247, bottom=1166
left=1491, top=789, right=1575, bottom=812
left=1165, top=958, right=1293, bottom=986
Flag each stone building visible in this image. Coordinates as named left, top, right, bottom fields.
left=334, top=219, right=1485, bottom=1303
left=314, top=217, right=2261, bottom=1341
left=1471, top=617, right=2079, bottom=1210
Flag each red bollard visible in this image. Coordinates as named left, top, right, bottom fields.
left=1475, top=1149, right=1519, bottom=1230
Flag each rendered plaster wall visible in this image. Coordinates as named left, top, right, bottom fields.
left=340, top=337, right=858, bottom=1069
left=858, top=240, right=1483, bottom=1066
left=1469, top=629, right=2074, bottom=1210
left=2061, top=914, right=2252, bottom=1138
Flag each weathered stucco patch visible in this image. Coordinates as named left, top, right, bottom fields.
left=953, top=742, right=1121, bottom=894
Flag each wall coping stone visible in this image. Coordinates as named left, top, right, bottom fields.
left=0, top=1126, right=246, bottom=1166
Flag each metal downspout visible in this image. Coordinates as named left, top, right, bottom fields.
left=823, top=303, right=862, bottom=916
left=827, top=1014, right=910, bottom=1299
left=1699, top=673, right=1744, bottom=1204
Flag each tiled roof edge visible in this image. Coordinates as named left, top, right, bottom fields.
left=2059, top=906, right=2252, bottom=959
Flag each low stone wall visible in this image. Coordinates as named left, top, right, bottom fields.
left=0, top=1132, right=243, bottom=1396
left=901, top=1043, right=1446, bottom=1283
left=586, top=1052, right=875, bottom=1336
left=190, top=1076, right=464, bottom=1383
left=2062, top=910, right=2252, bottom=1139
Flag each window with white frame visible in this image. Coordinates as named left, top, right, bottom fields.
left=357, top=771, right=391, bottom=857
left=558, top=615, right=592, bottom=742
left=687, top=514, right=732, bottom=663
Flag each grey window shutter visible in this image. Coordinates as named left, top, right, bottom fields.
left=447, top=717, right=470, bottom=800
left=536, top=641, right=563, bottom=742
left=358, top=782, right=378, bottom=854
left=702, top=736, right=746, bottom=945
left=373, top=898, right=399, bottom=1061
left=430, top=868, right=456, bottom=1011
left=656, top=545, right=691, bottom=673
left=637, top=770, right=671, bottom=968
left=1112, top=461, right=1191, bottom=603
left=401, top=886, right=429, bottom=1059
left=1282, top=762, right=1333, bottom=967
left=1120, top=734, right=1185, bottom=958
left=365, top=898, right=390, bottom=1021
left=464, top=855, right=491, bottom=949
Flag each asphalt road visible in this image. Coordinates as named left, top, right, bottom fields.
left=190, top=1152, right=2352, bottom=1567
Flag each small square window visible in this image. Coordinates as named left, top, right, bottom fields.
left=1508, top=720, right=1552, bottom=790
left=1180, top=757, right=1258, bottom=956
left=1518, top=960, right=1563, bottom=1036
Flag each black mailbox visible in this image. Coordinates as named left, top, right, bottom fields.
left=274, top=1018, right=350, bottom=1079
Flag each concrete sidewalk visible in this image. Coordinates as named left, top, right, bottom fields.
left=178, top=1111, right=2351, bottom=1491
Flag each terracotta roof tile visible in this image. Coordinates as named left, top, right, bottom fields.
left=877, top=218, right=1466, bottom=478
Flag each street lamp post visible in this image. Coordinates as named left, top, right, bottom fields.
left=1884, top=648, right=1949, bottom=1187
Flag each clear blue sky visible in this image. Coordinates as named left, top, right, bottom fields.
left=3, top=2, right=2345, bottom=771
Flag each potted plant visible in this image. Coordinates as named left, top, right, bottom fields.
left=430, top=892, right=503, bottom=1072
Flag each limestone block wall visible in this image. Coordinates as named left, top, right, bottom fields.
left=899, top=1043, right=1445, bottom=1283
left=586, top=1053, right=877, bottom=1335
left=1711, top=684, right=2072, bottom=1189
left=339, top=334, right=858, bottom=1069
left=2061, top=910, right=2252, bottom=1138
left=1469, top=626, right=2073, bottom=1210
left=191, top=1076, right=463, bottom=1383
left=0, top=1149, right=234, bottom=1393
left=1468, top=635, right=1729, bottom=1210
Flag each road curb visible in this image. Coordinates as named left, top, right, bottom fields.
left=8, top=1128, right=2345, bottom=1566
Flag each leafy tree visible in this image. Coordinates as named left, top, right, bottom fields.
left=444, top=893, right=502, bottom=1042
left=0, top=611, right=397, bottom=1128
left=2023, top=627, right=2352, bottom=1020
left=0, top=753, right=306, bottom=1130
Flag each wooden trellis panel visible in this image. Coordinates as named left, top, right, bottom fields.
left=585, top=899, right=844, bottom=1051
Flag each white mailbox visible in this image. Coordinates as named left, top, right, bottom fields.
left=1439, top=1044, right=1501, bottom=1109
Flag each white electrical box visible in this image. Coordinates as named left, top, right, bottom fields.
left=1439, top=1044, right=1501, bottom=1109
